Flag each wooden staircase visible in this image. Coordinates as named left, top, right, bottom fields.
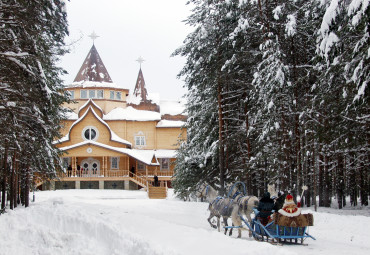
left=148, top=186, right=167, bottom=199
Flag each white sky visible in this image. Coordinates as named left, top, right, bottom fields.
left=59, top=0, right=193, bottom=100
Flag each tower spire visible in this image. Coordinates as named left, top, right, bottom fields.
left=73, top=44, right=113, bottom=83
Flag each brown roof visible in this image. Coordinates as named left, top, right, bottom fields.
left=73, top=44, right=113, bottom=83
left=133, top=68, right=148, bottom=102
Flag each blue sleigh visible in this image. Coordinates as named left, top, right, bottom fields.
left=226, top=208, right=316, bottom=245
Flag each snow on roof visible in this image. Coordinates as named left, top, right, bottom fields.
left=54, top=106, right=131, bottom=146
left=59, top=141, right=158, bottom=165
left=127, top=92, right=160, bottom=105
left=160, top=99, right=186, bottom=116
left=154, top=149, right=177, bottom=158
left=148, top=93, right=160, bottom=105
left=79, top=99, right=103, bottom=114
left=66, top=81, right=126, bottom=89
left=156, top=120, right=184, bottom=128
left=104, top=106, right=161, bottom=121
left=65, top=111, right=78, bottom=120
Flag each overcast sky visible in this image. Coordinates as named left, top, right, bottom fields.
left=59, top=0, right=193, bottom=100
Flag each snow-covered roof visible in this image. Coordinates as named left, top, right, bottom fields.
left=154, top=149, right=177, bottom=158
left=104, top=106, right=161, bottom=121
left=66, top=81, right=125, bottom=89
left=127, top=92, right=160, bottom=105
left=65, top=111, right=78, bottom=120
left=59, top=141, right=159, bottom=165
left=156, top=120, right=184, bottom=128
left=54, top=106, right=131, bottom=146
left=160, top=99, right=186, bottom=116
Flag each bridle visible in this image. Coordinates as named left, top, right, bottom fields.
left=196, top=184, right=209, bottom=198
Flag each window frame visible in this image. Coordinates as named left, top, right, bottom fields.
left=80, top=89, right=87, bottom=99
left=116, top=91, right=122, bottom=100
left=97, top=90, right=104, bottom=99
left=160, top=158, right=169, bottom=170
left=110, top=91, right=115, bottom=100
left=137, top=161, right=145, bottom=171
left=111, top=157, right=119, bottom=170
left=82, top=126, right=99, bottom=141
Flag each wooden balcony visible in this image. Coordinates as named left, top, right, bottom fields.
left=60, top=169, right=174, bottom=179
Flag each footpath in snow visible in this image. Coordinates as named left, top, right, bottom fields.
left=0, top=189, right=369, bottom=255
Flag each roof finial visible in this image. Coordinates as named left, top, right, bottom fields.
left=136, top=56, right=145, bottom=69
left=88, top=31, right=100, bottom=45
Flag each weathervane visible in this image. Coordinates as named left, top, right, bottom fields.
left=136, top=56, right=145, bottom=68
left=88, top=31, right=100, bottom=44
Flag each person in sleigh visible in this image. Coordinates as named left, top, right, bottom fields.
left=256, top=192, right=275, bottom=225
left=278, top=194, right=301, bottom=217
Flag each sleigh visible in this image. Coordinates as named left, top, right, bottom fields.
left=234, top=208, right=316, bottom=245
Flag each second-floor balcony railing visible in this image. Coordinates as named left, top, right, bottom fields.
left=61, top=169, right=174, bottom=178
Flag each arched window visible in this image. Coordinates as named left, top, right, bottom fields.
left=82, top=126, right=99, bottom=141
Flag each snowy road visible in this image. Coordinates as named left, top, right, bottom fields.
left=0, top=190, right=369, bottom=255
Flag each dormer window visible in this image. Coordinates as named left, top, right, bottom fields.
left=110, top=91, right=115, bottom=100
left=82, top=126, right=99, bottom=141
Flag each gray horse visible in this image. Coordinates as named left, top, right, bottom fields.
left=196, top=183, right=247, bottom=236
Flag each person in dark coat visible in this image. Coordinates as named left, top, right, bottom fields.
left=130, top=166, right=135, bottom=177
left=154, top=175, right=159, bottom=187
left=257, top=192, right=275, bottom=225
left=273, top=192, right=286, bottom=211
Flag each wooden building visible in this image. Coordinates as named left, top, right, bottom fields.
left=47, top=43, right=186, bottom=195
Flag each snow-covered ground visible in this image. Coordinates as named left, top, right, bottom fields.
left=0, top=189, right=369, bottom=255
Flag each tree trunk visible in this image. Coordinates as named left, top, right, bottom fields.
left=217, top=83, right=225, bottom=196
left=337, top=154, right=345, bottom=209
left=1, top=147, right=8, bottom=211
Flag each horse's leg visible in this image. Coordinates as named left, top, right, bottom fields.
left=231, top=207, right=242, bottom=238
left=229, top=222, right=233, bottom=236
left=217, top=216, right=221, bottom=232
left=246, top=209, right=252, bottom=237
left=223, top=216, right=228, bottom=235
left=208, top=212, right=217, bottom=229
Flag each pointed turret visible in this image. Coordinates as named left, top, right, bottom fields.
left=74, top=44, right=113, bottom=83
left=133, top=68, right=148, bottom=102
left=128, top=65, right=160, bottom=112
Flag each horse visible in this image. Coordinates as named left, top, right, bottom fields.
left=230, top=195, right=259, bottom=238
left=196, top=182, right=252, bottom=236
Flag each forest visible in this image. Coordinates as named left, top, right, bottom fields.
left=173, top=0, right=369, bottom=208
left=0, top=0, right=69, bottom=212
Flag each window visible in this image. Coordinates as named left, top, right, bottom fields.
left=82, top=126, right=98, bottom=141
left=116, top=91, right=122, bottom=100
left=137, top=162, right=144, bottom=170
left=81, top=90, right=87, bottom=99
left=160, top=158, right=169, bottom=170
left=110, top=91, right=115, bottom=100
left=68, top=91, right=75, bottom=100
left=97, top=90, right=104, bottom=99
left=134, top=136, right=145, bottom=146
left=111, top=157, right=119, bottom=169
left=89, top=90, right=96, bottom=98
